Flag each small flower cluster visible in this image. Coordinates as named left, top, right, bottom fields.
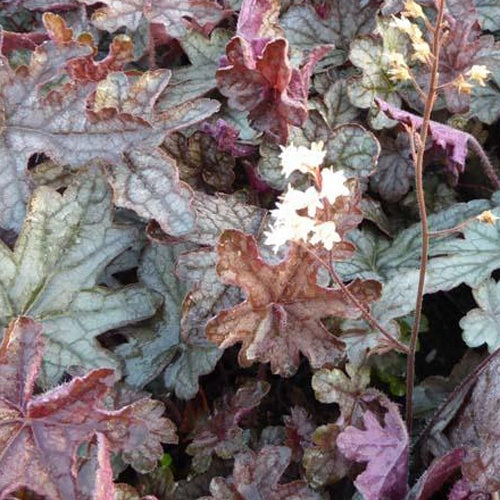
left=384, top=0, right=491, bottom=92
left=264, top=142, right=350, bottom=252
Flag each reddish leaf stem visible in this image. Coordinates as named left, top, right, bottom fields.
left=405, top=0, right=446, bottom=435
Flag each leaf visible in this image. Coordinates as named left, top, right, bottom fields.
left=303, top=424, right=351, bottom=488
left=0, top=168, right=161, bottom=386
left=162, top=131, right=235, bottom=192
left=473, top=0, right=500, bottom=30
left=283, top=406, right=315, bottom=462
left=257, top=117, right=379, bottom=190
left=312, top=363, right=370, bottom=420
left=311, top=78, right=360, bottom=128
left=337, top=396, right=409, bottom=500
left=206, top=445, right=321, bottom=500
left=157, top=28, right=232, bottom=110
left=117, top=242, right=223, bottom=400
left=348, top=35, right=404, bottom=129
left=237, top=0, right=282, bottom=39
left=376, top=98, right=486, bottom=184
left=216, top=36, right=330, bottom=143
left=108, top=148, right=196, bottom=237
left=323, top=124, right=380, bottom=187
left=0, top=317, right=177, bottom=499
left=448, top=353, right=500, bottom=492
left=206, top=230, right=382, bottom=377
left=425, top=207, right=500, bottom=291
left=460, top=278, right=500, bottom=352
left=186, top=380, right=270, bottom=473
left=336, top=198, right=494, bottom=282
left=370, top=132, right=414, bottom=202
left=115, top=242, right=189, bottom=390
left=77, top=0, right=231, bottom=38
left=408, top=448, right=466, bottom=500
left=282, top=1, right=383, bottom=57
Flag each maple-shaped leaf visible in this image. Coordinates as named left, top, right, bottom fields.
left=312, top=363, right=370, bottom=422
left=0, top=13, right=220, bottom=230
left=205, top=445, right=320, bottom=500
left=376, top=98, right=487, bottom=184
left=186, top=380, right=270, bottom=473
left=337, top=396, right=409, bottom=500
left=77, top=0, right=231, bottom=38
left=217, top=36, right=330, bottom=143
left=0, top=317, right=177, bottom=499
left=0, top=168, right=161, bottom=386
left=205, top=230, right=382, bottom=377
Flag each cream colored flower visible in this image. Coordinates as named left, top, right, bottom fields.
left=278, top=185, right=323, bottom=217
left=453, top=74, right=474, bottom=95
left=264, top=211, right=315, bottom=253
left=309, top=221, right=341, bottom=250
left=476, top=210, right=499, bottom=224
left=390, top=15, right=424, bottom=43
left=319, top=168, right=350, bottom=204
left=383, top=52, right=412, bottom=82
left=279, top=141, right=326, bottom=177
left=401, top=0, right=425, bottom=20
left=411, top=40, right=432, bottom=64
left=467, top=65, right=491, bottom=86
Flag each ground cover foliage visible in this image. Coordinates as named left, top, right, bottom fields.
left=0, top=0, right=499, bottom=498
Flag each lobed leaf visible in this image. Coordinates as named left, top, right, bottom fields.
left=0, top=317, right=177, bottom=499
left=206, top=230, right=381, bottom=376
left=337, top=396, right=409, bottom=500
left=0, top=168, right=161, bottom=386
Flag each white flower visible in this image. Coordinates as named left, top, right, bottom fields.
left=279, top=141, right=326, bottom=177
left=278, top=185, right=323, bottom=217
left=319, top=168, right=350, bottom=204
left=264, top=209, right=315, bottom=253
left=310, top=221, right=341, bottom=250
left=383, top=51, right=412, bottom=82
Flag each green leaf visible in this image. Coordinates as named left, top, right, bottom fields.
left=311, top=78, right=360, bottom=129
left=157, top=29, right=232, bottom=109
left=473, top=0, right=500, bottom=30
left=459, top=278, right=500, bottom=352
left=323, top=124, right=380, bottom=186
left=0, top=168, right=161, bottom=386
left=116, top=242, right=189, bottom=389
left=337, top=199, right=494, bottom=282
left=426, top=207, right=500, bottom=291
left=469, top=83, right=500, bottom=125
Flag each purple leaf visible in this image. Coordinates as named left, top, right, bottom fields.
left=337, top=396, right=409, bottom=500
left=376, top=98, right=479, bottom=184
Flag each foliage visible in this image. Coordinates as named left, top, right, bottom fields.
left=0, top=0, right=499, bottom=497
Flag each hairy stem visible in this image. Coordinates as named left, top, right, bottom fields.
left=405, top=0, right=446, bottom=435
left=303, top=245, right=409, bottom=354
